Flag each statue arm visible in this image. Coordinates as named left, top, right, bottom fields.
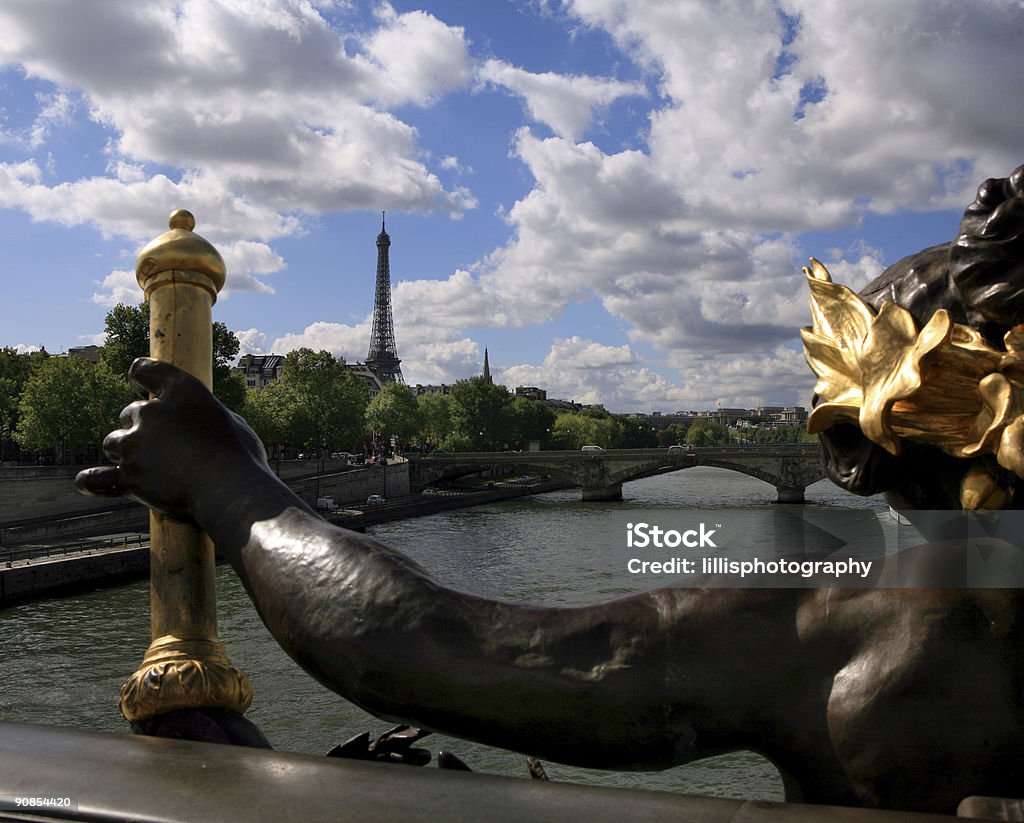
left=77, top=358, right=801, bottom=769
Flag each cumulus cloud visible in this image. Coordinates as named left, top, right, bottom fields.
left=272, top=320, right=371, bottom=363
left=458, top=0, right=1024, bottom=407
left=498, top=337, right=686, bottom=410
left=4, top=0, right=1023, bottom=411
left=89, top=270, right=139, bottom=308
left=268, top=314, right=482, bottom=386
left=363, top=5, right=474, bottom=107
left=235, top=328, right=269, bottom=356
left=0, top=0, right=477, bottom=244
left=478, top=59, right=645, bottom=141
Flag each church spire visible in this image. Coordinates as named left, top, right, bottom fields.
left=482, top=347, right=491, bottom=384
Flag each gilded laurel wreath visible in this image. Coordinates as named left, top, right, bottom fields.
left=801, top=259, right=1024, bottom=510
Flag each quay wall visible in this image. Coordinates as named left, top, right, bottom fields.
left=288, top=462, right=409, bottom=509
left=0, top=479, right=561, bottom=606
left=0, top=462, right=408, bottom=546
left=0, top=466, right=129, bottom=524
left=1, top=547, right=150, bottom=604
left=0, top=459, right=358, bottom=526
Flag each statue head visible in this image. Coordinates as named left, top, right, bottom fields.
left=804, top=164, right=1024, bottom=513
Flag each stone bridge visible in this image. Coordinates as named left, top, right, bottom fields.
left=408, top=444, right=827, bottom=502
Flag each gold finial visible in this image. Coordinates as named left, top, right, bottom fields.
left=168, top=208, right=196, bottom=231
left=135, top=209, right=227, bottom=300
left=120, top=210, right=252, bottom=724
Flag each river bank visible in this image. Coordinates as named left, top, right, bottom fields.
left=0, top=479, right=566, bottom=606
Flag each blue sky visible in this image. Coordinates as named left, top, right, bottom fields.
left=1, top=0, right=1022, bottom=412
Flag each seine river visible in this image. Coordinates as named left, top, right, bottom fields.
left=0, top=468, right=907, bottom=801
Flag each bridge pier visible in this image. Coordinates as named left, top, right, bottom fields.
left=582, top=482, right=622, bottom=502
left=776, top=486, right=806, bottom=503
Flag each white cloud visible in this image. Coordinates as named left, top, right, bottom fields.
left=4, top=0, right=1023, bottom=411
left=89, top=269, right=139, bottom=308
left=478, top=59, right=645, bottom=141
left=393, top=269, right=505, bottom=329
left=457, top=1, right=1024, bottom=406
left=235, top=328, right=269, bottom=355
left=219, top=240, right=286, bottom=295
left=497, top=337, right=685, bottom=411
left=268, top=315, right=482, bottom=386
left=362, top=4, right=474, bottom=107
left=0, top=0, right=477, bottom=246
left=272, top=320, right=370, bottom=363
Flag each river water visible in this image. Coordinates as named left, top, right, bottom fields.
left=0, top=468, right=907, bottom=801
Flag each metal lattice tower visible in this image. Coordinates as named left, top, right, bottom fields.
left=365, top=213, right=404, bottom=384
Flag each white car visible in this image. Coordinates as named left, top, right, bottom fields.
left=366, top=494, right=385, bottom=505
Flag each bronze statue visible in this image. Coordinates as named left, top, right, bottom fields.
left=77, top=165, right=1024, bottom=815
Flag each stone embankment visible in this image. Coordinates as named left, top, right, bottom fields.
left=0, top=478, right=563, bottom=606
left=0, top=459, right=408, bottom=547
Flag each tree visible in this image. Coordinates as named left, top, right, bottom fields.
left=686, top=420, right=729, bottom=446
left=101, top=303, right=150, bottom=378
left=280, top=348, right=369, bottom=451
left=366, top=383, right=421, bottom=450
left=656, top=423, right=691, bottom=448
left=101, top=301, right=245, bottom=409
left=0, top=347, right=48, bottom=461
left=551, top=411, right=622, bottom=449
left=212, top=321, right=245, bottom=411
left=417, top=392, right=452, bottom=450
left=618, top=416, right=660, bottom=448
left=509, top=396, right=555, bottom=449
left=437, top=431, right=474, bottom=452
left=449, top=377, right=514, bottom=450
left=242, top=379, right=293, bottom=461
left=15, top=358, right=130, bottom=462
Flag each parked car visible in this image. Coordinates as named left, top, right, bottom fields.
left=581, top=445, right=604, bottom=452
left=366, top=495, right=385, bottom=505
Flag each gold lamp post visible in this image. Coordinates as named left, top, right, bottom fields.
left=119, top=210, right=252, bottom=724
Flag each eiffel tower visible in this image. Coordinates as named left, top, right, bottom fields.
left=365, top=213, right=404, bottom=384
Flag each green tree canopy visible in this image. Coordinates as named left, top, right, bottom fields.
left=211, top=321, right=245, bottom=411
left=551, top=411, right=622, bottom=449
left=101, top=303, right=150, bottom=378
left=15, top=358, right=130, bottom=462
left=618, top=415, right=660, bottom=449
left=0, top=347, right=48, bottom=459
left=366, top=383, right=421, bottom=449
left=686, top=420, right=729, bottom=446
left=509, top=396, right=555, bottom=449
left=243, top=380, right=292, bottom=450
left=279, top=348, right=369, bottom=451
left=449, top=376, right=514, bottom=450
left=101, top=301, right=244, bottom=409
left=656, top=423, right=691, bottom=448
left=416, top=392, right=452, bottom=449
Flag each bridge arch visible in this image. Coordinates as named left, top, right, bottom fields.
left=409, top=446, right=826, bottom=504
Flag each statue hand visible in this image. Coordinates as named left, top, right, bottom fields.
left=950, top=164, right=1024, bottom=327
left=76, top=357, right=269, bottom=522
